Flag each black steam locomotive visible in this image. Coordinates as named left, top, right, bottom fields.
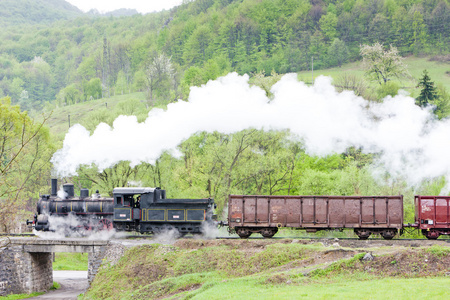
left=30, top=179, right=216, bottom=235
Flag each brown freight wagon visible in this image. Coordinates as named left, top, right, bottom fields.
left=228, top=195, right=403, bottom=239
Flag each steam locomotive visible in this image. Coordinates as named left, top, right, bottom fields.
left=30, top=179, right=216, bottom=235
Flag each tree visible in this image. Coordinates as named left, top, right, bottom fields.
left=58, top=84, right=80, bottom=105
left=0, top=97, right=53, bottom=232
left=82, top=78, right=102, bottom=101
left=360, top=43, right=408, bottom=85
left=145, top=53, right=175, bottom=103
left=327, top=38, right=348, bottom=67
left=319, top=12, right=338, bottom=42
left=114, top=70, right=127, bottom=95
left=334, top=73, right=368, bottom=98
left=416, top=70, right=438, bottom=107
left=433, top=84, right=450, bottom=120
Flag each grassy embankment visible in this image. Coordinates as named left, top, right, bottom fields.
left=81, top=240, right=450, bottom=299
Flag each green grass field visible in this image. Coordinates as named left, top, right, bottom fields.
left=298, top=56, right=450, bottom=96
left=53, top=252, right=88, bottom=271
left=182, top=276, right=450, bottom=300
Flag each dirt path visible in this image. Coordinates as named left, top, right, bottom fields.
left=27, top=271, right=88, bottom=300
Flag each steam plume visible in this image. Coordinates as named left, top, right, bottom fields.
left=51, top=73, right=450, bottom=191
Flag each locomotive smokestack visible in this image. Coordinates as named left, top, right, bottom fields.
left=63, top=183, right=75, bottom=198
left=51, top=179, right=58, bottom=196
left=80, top=188, right=89, bottom=199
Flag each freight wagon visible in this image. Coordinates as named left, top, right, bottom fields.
left=228, top=195, right=404, bottom=239
left=414, top=195, right=450, bottom=239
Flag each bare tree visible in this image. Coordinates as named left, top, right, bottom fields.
left=334, top=73, right=369, bottom=98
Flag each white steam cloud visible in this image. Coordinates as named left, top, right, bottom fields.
left=34, top=214, right=121, bottom=240
left=52, top=73, right=450, bottom=191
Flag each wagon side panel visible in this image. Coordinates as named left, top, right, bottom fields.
left=228, top=195, right=244, bottom=228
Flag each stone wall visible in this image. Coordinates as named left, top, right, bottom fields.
left=1, top=238, right=110, bottom=296
left=88, top=245, right=108, bottom=283
left=0, top=244, right=52, bottom=296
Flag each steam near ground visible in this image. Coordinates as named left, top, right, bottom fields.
left=33, top=214, right=124, bottom=240
left=52, top=73, right=450, bottom=192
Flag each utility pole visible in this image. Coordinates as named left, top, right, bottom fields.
left=311, top=56, right=314, bottom=84
left=68, top=114, right=71, bottom=128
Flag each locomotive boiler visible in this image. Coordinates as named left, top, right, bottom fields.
left=31, top=179, right=114, bottom=232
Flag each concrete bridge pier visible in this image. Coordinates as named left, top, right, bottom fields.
left=0, top=238, right=109, bottom=296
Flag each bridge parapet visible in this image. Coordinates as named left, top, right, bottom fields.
left=0, top=237, right=110, bottom=296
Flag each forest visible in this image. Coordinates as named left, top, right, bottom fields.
left=0, top=0, right=449, bottom=231
left=0, top=0, right=448, bottom=110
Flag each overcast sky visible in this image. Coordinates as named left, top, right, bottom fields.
left=66, top=0, right=184, bottom=14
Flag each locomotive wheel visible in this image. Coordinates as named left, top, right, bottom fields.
left=354, top=229, right=371, bottom=240
left=381, top=229, right=396, bottom=240
left=260, top=228, right=278, bottom=238
left=236, top=228, right=252, bottom=239
left=99, top=219, right=113, bottom=230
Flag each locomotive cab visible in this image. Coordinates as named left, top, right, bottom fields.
left=112, top=187, right=215, bottom=235
left=113, top=187, right=163, bottom=231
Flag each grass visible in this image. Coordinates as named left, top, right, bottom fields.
left=36, top=91, right=148, bottom=142
left=0, top=282, right=59, bottom=300
left=80, top=241, right=450, bottom=299
left=0, top=292, right=44, bottom=300
left=298, top=56, right=450, bottom=96
left=183, top=276, right=450, bottom=299
left=53, top=252, right=88, bottom=271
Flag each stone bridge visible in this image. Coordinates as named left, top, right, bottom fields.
left=0, top=237, right=109, bottom=296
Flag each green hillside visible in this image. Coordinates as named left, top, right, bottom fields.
left=0, top=0, right=448, bottom=111
left=0, top=0, right=82, bottom=27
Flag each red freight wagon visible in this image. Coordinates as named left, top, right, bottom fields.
left=414, top=195, right=450, bottom=239
left=228, top=195, right=403, bottom=239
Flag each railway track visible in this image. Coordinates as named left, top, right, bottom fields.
left=0, top=233, right=36, bottom=237
left=4, top=232, right=450, bottom=243
left=122, top=234, right=450, bottom=242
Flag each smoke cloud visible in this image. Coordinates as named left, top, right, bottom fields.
left=51, top=73, right=450, bottom=191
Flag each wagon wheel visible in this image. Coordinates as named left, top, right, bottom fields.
left=381, top=229, right=396, bottom=240
left=354, top=229, right=371, bottom=240
left=98, top=218, right=113, bottom=230
left=424, top=230, right=439, bottom=240
left=236, top=228, right=252, bottom=239
left=260, top=228, right=278, bottom=239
